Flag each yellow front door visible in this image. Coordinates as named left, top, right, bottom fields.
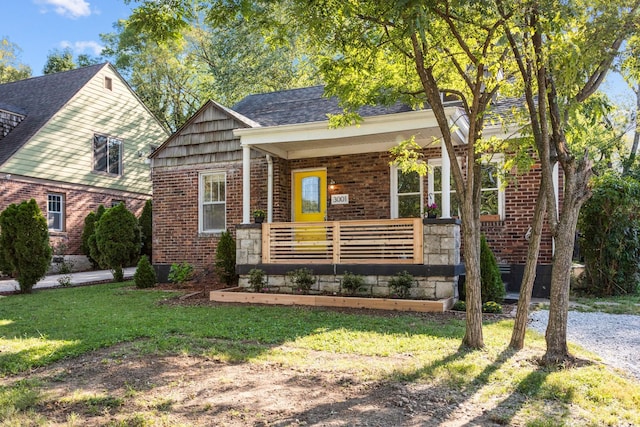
left=293, top=170, right=327, bottom=222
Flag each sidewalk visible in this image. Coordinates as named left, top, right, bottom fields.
left=0, top=267, right=136, bottom=293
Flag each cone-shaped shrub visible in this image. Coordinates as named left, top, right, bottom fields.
left=480, top=235, right=505, bottom=303
left=134, top=255, right=156, bottom=288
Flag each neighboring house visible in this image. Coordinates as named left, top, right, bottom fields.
left=0, top=63, right=169, bottom=258
left=151, top=86, right=554, bottom=297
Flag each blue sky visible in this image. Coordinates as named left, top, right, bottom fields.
left=3, top=0, right=136, bottom=76
left=1, top=0, right=635, bottom=109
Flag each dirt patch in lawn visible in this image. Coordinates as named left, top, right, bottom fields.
left=2, top=285, right=528, bottom=426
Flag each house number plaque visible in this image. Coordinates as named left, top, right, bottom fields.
left=331, top=194, right=349, bottom=205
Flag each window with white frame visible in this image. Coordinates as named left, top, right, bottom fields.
left=390, top=165, right=423, bottom=218
left=47, top=194, right=64, bottom=231
left=93, top=134, right=123, bottom=175
left=199, top=172, right=226, bottom=232
left=428, top=156, right=504, bottom=219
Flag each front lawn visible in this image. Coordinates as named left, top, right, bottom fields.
left=0, top=282, right=638, bottom=426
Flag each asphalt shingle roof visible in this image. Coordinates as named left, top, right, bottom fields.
left=0, top=63, right=107, bottom=166
left=232, top=85, right=414, bottom=126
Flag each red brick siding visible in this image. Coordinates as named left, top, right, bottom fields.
left=153, top=147, right=555, bottom=271
left=0, top=177, right=148, bottom=254
left=152, top=162, right=244, bottom=270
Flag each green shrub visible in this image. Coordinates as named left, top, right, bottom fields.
left=482, top=301, right=503, bottom=313
left=0, top=199, right=52, bottom=293
left=452, top=300, right=466, bottom=311
left=248, top=268, right=266, bottom=292
left=80, top=211, right=100, bottom=269
left=139, top=199, right=153, bottom=260
left=168, top=262, right=194, bottom=285
left=288, top=268, right=315, bottom=294
left=341, top=271, right=366, bottom=295
left=95, top=204, right=141, bottom=282
left=87, top=205, right=106, bottom=269
left=480, top=235, right=505, bottom=303
left=389, top=271, right=414, bottom=298
left=134, top=255, right=157, bottom=288
left=215, top=230, right=238, bottom=286
left=579, top=171, right=640, bottom=296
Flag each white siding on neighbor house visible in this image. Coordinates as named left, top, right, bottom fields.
left=2, top=66, right=168, bottom=195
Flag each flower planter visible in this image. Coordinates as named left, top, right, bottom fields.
left=210, top=288, right=455, bottom=312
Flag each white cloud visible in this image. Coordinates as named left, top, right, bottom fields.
left=60, top=40, right=104, bottom=56
left=35, top=0, right=91, bottom=19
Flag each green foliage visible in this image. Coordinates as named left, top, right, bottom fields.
left=388, top=271, right=414, bottom=299
left=87, top=205, right=106, bottom=269
left=248, top=268, right=266, bottom=292
left=452, top=300, right=466, bottom=311
left=43, top=47, right=76, bottom=74
left=341, top=271, right=365, bottom=295
left=0, top=37, right=32, bottom=83
left=482, top=301, right=503, bottom=314
left=215, top=230, right=237, bottom=287
left=168, top=262, right=194, bottom=285
left=139, top=199, right=153, bottom=259
left=134, top=255, right=157, bottom=289
left=81, top=211, right=100, bottom=269
left=480, top=235, right=505, bottom=303
left=0, top=199, right=52, bottom=293
left=578, top=172, right=640, bottom=296
left=288, top=268, right=315, bottom=294
left=95, top=204, right=141, bottom=282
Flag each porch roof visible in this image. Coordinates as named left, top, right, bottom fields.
left=234, top=107, right=465, bottom=160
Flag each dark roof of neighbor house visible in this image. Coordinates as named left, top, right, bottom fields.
left=0, top=63, right=107, bottom=166
left=232, top=85, right=415, bottom=126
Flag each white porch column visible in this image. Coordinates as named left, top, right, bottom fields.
left=242, top=144, right=251, bottom=224
left=267, top=155, right=273, bottom=223
left=440, top=138, right=451, bottom=218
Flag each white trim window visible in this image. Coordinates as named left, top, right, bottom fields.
left=199, top=171, right=226, bottom=232
left=390, top=165, right=423, bottom=218
left=93, top=134, right=123, bottom=175
left=47, top=193, right=64, bottom=231
left=428, top=156, right=504, bottom=219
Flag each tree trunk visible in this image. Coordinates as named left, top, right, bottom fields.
left=461, top=211, right=484, bottom=349
left=510, top=180, right=547, bottom=350
left=543, top=170, right=587, bottom=364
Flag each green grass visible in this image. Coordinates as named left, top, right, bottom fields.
left=570, top=294, right=640, bottom=315
left=0, top=282, right=639, bottom=426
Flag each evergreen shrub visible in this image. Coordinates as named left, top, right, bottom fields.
left=95, top=204, right=141, bottom=282
left=215, top=230, right=238, bottom=286
left=134, top=255, right=157, bottom=288
left=579, top=172, right=640, bottom=295
left=480, top=235, right=505, bottom=303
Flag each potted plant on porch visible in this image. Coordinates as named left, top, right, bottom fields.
left=253, top=209, right=266, bottom=224
left=424, top=202, right=438, bottom=219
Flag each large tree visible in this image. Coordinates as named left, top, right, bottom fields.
left=102, top=0, right=319, bottom=131
left=279, top=0, right=518, bottom=348
left=0, top=38, right=31, bottom=83
left=497, top=0, right=639, bottom=361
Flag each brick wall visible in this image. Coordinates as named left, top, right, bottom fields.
left=152, top=161, right=244, bottom=270
left=153, top=147, right=554, bottom=275
left=0, top=176, right=148, bottom=255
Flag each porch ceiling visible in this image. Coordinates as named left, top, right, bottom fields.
left=235, top=107, right=465, bottom=160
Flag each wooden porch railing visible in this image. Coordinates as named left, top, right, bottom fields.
left=262, top=218, right=423, bottom=264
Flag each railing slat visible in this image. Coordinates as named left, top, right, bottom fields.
left=264, top=218, right=422, bottom=264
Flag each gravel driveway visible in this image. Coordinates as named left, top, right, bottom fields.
left=528, top=309, right=640, bottom=380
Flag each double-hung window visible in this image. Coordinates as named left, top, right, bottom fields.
left=47, top=194, right=64, bottom=231
left=390, top=165, right=423, bottom=218
left=199, top=172, right=226, bottom=232
left=93, top=134, right=122, bottom=175
left=427, top=157, right=504, bottom=219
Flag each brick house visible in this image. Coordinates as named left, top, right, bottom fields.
left=0, top=64, right=169, bottom=264
left=151, top=86, right=554, bottom=298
